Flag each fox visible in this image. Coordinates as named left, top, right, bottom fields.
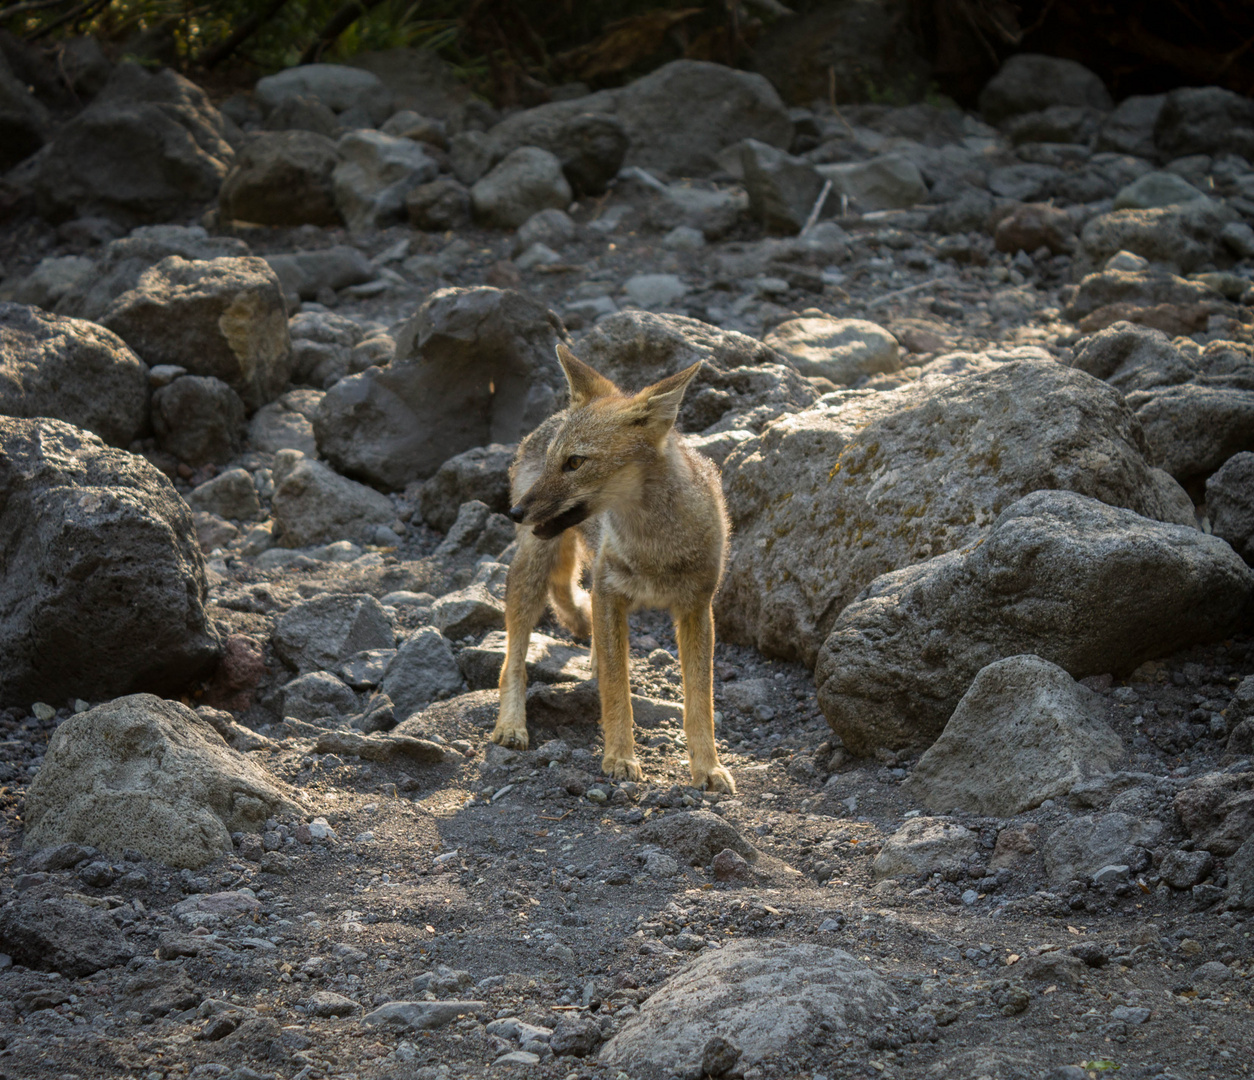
left=490, top=343, right=736, bottom=794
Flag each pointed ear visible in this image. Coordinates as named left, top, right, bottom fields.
left=557, top=343, right=618, bottom=409
left=628, top=361, right=702, bottom=433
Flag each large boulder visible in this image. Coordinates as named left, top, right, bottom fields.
left=273, top=593, right=394, bottom=675
left=814, top=490, right=1253, bottom=754
left=1094, top=94, right=1164, bottom=158
left=978, top=54, right=1112, bottom=124
left=600, top=941, right=897, bottom=1079
left=22, top=694, right=299, bottom=869
left=100, top=255, right=292, bottom=411
left=482, top=60, right=790, bottom=180
left=380, top=627, right=464, bottom=719
left=151, top=374, right=246, bottom=466
left=1073, top=323, right=1254, bottom=484
left=0, top=53, right=51, bottom=171
left=815, top=154, right=929, bottom=213
left=739, top=139, right=825, bottom=234
left=333, top=129, right=439, bottom=232
left=614, top=60, right=791, bottom=176
left=314, top=288, right=568, bottom=489
left=1207, top=451, right=1254, bottom=564
left=1173, top=771, right=1254, bottom=857
left=762, top=316, right=899, bottom=385
left=36, top=65, right=234, bottom=223
left=491, top=111, right=627, bottom=197
left=255, top=63, right=391, bottom=126
left=1041, top=812, right=1163, bottom=886
left=576, top=310, right=816, bottom=433
left=1077, top=198, right=1240, bottom=276
left=270, top=450, right=394, bottom=547
left=419, top=443, right=514, bottom=532
left=0, top=891, right=133, bottom=978
left=0, top=419, right=220, bottom=708
left=470, top=146, right=572, bottom=229
left=218, top=130, right=342, bottom=227
left=719, top=358, right=1198, bottom=667
left=53, top=224, right=251, bottom=322
left=0, top=302, right=149, bottom=447
left=905, top=655, right=1124, bottom=816
left=1154, top=86, right=1254, bottom=160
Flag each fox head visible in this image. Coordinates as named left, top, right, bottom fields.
left=509, top=344, right=702, bottom=539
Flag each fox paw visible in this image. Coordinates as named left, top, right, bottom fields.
left=602, top=754, right=643, bottom=782
left=693, top=763, right=736, bottom=794
left=490, top=723, right=529, bottom=750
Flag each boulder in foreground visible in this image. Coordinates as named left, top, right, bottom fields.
left=23, top=694, right=300, bottom=869
left=0, top=418, right=220, bottom=708
left=815, top=490, right=1252, bottom=755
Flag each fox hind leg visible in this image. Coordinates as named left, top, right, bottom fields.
left=547, top=528, right=592, bottom=639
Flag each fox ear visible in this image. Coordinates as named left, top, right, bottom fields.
left=557, top=343, right=618, bottom=408
left=629, top=361, right=702, bottom=433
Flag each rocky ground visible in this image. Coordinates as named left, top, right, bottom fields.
left=1, top=42, right=1254, bottom=1080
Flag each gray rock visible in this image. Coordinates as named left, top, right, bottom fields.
left=0, top=302, right=149, bottom=448
left=487, top=109, right=627, bottom=196
left=600, top=941, right=896, bottom=1078
left=548, top=1015, right=601, bottom=1057
left=906, top=655, right=1124, bottom=816
left=1, top=254, right=96, bottom=310
left=978, top=54, right=1112, bottom=123
left=638, top=810, right=756, bottom=867
left=1208, top=451, right=1254, bottom=563
left=53, top=224, right=250, bottom=322
left=407, top=177, right=472, bottom=230
left=1226, top=835, right=1254, bottom=909
left=431, top=501, right=515, bottom=560
left=152, top=375, right=246, bottom=466
left=248, top=389, right=322, bottom=455
left=1065, top=269, right=1216, bottom=322
left=449, top=129, right=498, bottom=185
left=645, top=184, right=745, bottom=240
left=815, top=490, right=1252, bottom=754
left=282, top=670, right=357, bottom=723
left=1003, top=104, right=1104, bottom=145
left=458, top=630, right=590, bottom=690
left=381, top=627, right=463, bottom=719
left=471, top=146, right=572, bottom=229
left=1041, top=812, right=1163, bottom=885
left=100, top=255, right=291, bottom=412
left=263, top=246, right=375, bottom=301
left=1112, top=171, right=1206, bottom=211
left=816, top=154, right=928, bottom=212
left=23, top=694, right=298, bottom=868
left=577, top=310, right=814, bottom=434
left=1173, top=770, right=1254, bottom=856
left=420, top=443, right=514, bottom=531
left=1159, top=848, right=1214, bottom=890
left=762, top=316, right=899, bottom=385
left=740, top=139, right=825, bottom=234
left=36, top=66, right=233, bottom=223
left=314, top=287, right=567, bottom=489
left=362, top=999, right=484, bottom=1031
left=308, top=990, right=360, bottom=1018
left=262, top=93, right=340, bottom=137
left=512, top=208, right=576, bottom=256
left=721, top=359, right=1198, bottom=668
left=1094, top=94, right=1164, bottom=158
left=218, top=130, right=342, bottom=227
left=1154, top=86, right=1254, bottom=159
left=270, top=450, right=395, bottom=546
left=430, top=585, right=505, bottom=639
left=256, top=64, right=391, bottom=125
left=333, top=129, right=439, bottom=232
left=0, top=418, right=220, bottom=707
left=0, top=893, right=132, bottom=978
left=339, top=649, right=395, bottom=689
left=274, top=593, right=394, bottom=674
left=0, top=55, right=50, bottom=170
left=1078, top=197, right=1239, bottom=275
left=1073, top=324, right=1254, bottom=483
left=872, top=818, right=978, bottom=880
left=189, top=468, right=260, bottom=520
left=622, top=273, right=688, bottom=309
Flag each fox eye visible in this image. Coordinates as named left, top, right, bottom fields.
left=562, top=454, right=585, bottom=473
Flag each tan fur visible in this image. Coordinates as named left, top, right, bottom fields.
left=490, top=344, right=735, bottom=793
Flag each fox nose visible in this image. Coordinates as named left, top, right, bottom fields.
left=508, top=505, right=526, bottom=523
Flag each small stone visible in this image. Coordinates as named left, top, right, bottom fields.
left=1159, top=848, right=1214, bottom=890
left=1091, top=864, right=1130, bottom=886
left=1110, top=1004, right=1151, bottom=1024
left=32, top=702, right=55, bottom=722
left=961, top=889, right=979, bottom=905
left=711, top=848, right=752, bottom=882
left=548, top=1015, right=601, bottom=1057
left=308, top=990, right=360, bottom=1017
left=622, top=273, right=688, bottom=309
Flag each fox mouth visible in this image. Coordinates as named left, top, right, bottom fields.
left=532, top=502, right=590, bottom=540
